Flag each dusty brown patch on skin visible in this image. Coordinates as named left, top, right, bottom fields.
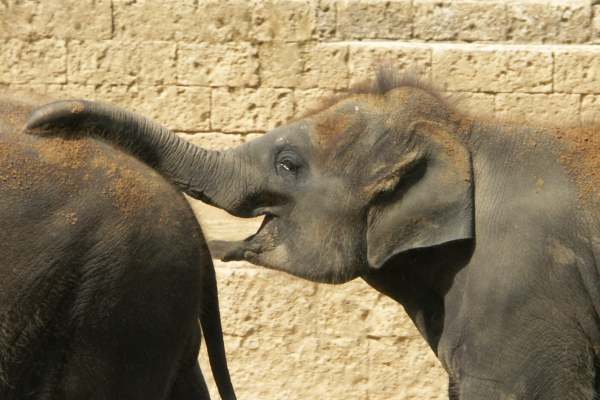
left=111, top=167, right=159, bottom=219
left=312, top=108, right=354, bottom=148
left=424, top=122, right=472, bottom=185
left=37, top=137, right=95, bottom=170
left=462, top=109, right=600, bottom=206
left=0, top=94, right=171, bottom=220
left=90, top=148, right=162, bottom=219
left=0, top=139, right=49, bottom=192
left=310, top=94, right=390, bottom=157
left=552, top=126, right=600, bottom=204
left=2, top=135, right=161, bottom=221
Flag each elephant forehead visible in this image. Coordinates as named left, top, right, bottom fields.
left=308, top=96, right=385, bottom=151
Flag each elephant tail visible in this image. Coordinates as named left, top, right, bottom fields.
left=199, top=258, right=237, bottom=400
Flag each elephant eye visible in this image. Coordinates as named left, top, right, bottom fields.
left=279, top=159, right=297, bottom=172
left=276, top=151, right=301, bottom=177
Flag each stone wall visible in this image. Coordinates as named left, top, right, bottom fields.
left=2, top=1, right=599, bottom=398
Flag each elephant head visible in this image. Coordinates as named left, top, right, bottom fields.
left=26, top=70, right=474, bottom=284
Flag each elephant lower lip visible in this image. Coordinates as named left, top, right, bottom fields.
left=208, top=215, right=277, bottom=261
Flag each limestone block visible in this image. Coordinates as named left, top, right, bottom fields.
left=414, top=0, right=506, bottom=42
left=348, top=43, right=432, bottom=87
left=554, top=49, right=600, bottom=94
left=115, top=86, right=211, bottom=132
left=337, top=0, right=412, bottom=40
left=580, top=95, right=600, bottom=125
left=368, top=337, right=447, bottom=400
left=293, top=88, right=339, bottom=117
left=433, top=46, right=553, bottom=93
left=553, top=1, right=592, bottom=43
left=315, top=0, right=338, bottom=39
left=96, top=86, right=211, bottom=132
left=113, top=0, right=256, bottom=43
left=507, top=1, right=591, bottom=43
left=260, top=42, right=348, bottom=89
left=0, top=0, right=111, bottom=40
left=20, top=83, right=105, bottom=105
left=212, top=87, right=295, bottom=132
left=0, top=39, right=66, bottom=84
left=216, top=268, right=320, bottom=337
left=112, top=0, right=195, bottom=41
left=114, top=0, right=315, bottom=43
left=300, top=44, right=349, bottom=89
left=593, top=5, right=600, bottom=43
left=252, top=0, right=316, bottom=42
left=495, top=93, right=581, bottom=126
left=67, top=41, right=177, bottom=86
left=314, top=279, right=379, bottom=338
left=139, top=86, right=211, bottom=132
left=259, top=42, right=303, bottom=87
left=188, top=0, right=254, bottom=43
left=177, top=43, right=259, bottom=87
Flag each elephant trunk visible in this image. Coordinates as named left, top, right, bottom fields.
left=26, top=100, right=249, bottom=215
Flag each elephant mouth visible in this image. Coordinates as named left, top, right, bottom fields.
left=208, top=214, right=281, bottom=264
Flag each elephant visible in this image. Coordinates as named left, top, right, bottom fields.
left=0, top=95, right=236, bottom=400
left=25, top=68, right=600, bottom=399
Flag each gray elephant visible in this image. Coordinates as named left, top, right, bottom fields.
left=26, top=69, right=600, bottom=399
left=1, top=95, right=236, bottom=400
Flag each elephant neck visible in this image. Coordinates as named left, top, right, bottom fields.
left=363, top=239, right=473, bottom=355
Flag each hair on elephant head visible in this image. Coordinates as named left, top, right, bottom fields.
left=25, top=69, right=474, bottom=284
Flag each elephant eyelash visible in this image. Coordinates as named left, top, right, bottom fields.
left=275, top=150, right=302, bottom=177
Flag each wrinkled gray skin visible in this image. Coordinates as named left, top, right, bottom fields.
left=1, top=96, right=236, bottom=400
left=26, top=71, right=600, bottom=399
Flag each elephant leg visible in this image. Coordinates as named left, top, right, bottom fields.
left=168, top=362, right=211, bottom=400
left=57, top=260, right=200, bottom=400
left=59, top=333, right=177, bottom=400
left=168, top=324, right=211, bottom=400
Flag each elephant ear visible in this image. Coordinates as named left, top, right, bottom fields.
left=365, top=120, right=474, bottom=269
